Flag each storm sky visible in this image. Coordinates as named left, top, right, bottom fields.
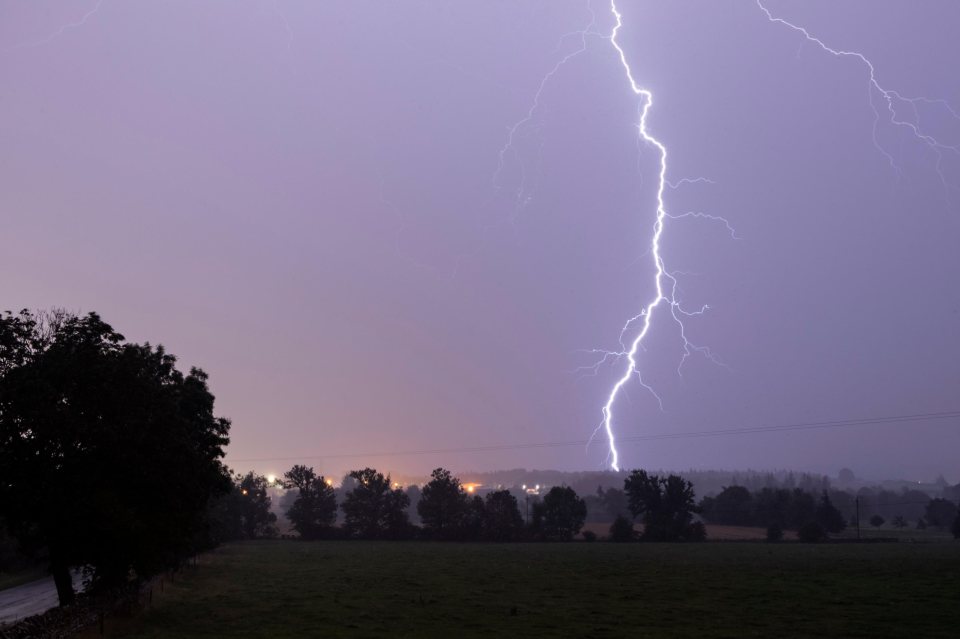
left=2, top=1, right=958, bottom=481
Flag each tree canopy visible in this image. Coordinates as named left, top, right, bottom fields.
left=341, top=468, right=410, bottom=539
left=624, top=470, right=704, bottom=542
left=538, top=486, right=587, bottom=541
left=418, top=468, right=468, bottom=540
left=283, top=465, right=336, bottom=540
left=0, top=310, right=231, bottom=605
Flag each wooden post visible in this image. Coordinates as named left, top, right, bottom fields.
left=855, top=496, right=861, bottom=540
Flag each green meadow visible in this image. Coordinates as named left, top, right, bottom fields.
left=113, top=539, right=960, bottom=638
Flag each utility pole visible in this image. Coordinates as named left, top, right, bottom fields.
left=855, top=496, right=861, bottom=540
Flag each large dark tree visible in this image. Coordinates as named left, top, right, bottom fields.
left=624, top=470, right=703, bottom=542
left=283, top=465, right=336, bottom=540
left=0, top=310, right=231, bottom=605
left=815, top=490, right=846, bottom=534
left=417, top=468, right=468, bottom=540
left=699, top=485, right=753, bottom=526
left=236, top=472, right=278, bottom=539
left=482, top=490, right=524, bottom=542
left=341, top=468, right=410, bottom=539
left=539, top=486, right=587, bottom=541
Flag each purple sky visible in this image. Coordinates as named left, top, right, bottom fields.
left=2, top=1, right=958, bottom=482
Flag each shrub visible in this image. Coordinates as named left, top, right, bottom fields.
left=766, top=524, right=784, bottom=542
left=608, top=515, right=635, bottom=543
left=797, top=521, right=827, bottom=543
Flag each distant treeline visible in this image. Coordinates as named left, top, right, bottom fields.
left=215, top=464, right=960, bottom=546
left=698, top=484, right=960, bottom=533
left=212, top=466, right=708, bottom=543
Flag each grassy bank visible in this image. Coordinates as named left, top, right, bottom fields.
left=118, top=539, right=960, bottom=638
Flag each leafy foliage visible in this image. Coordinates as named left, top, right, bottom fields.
left=417, top=468, right=468, bottom=540
left=283, top=465, right=336, bottom=540
left=924, top=498, right=957, bottom=528
left=482, top=490, right=524, bottom=542
left=624, top=470, right=703, bottom=542
left=539, top=486, right=587, bottom=541
left=341, top=468, right=410, bottom=539
left=0, top=310, right=231, bottom=605
left=815, top=490, right=846, bottom=534
left=608, top=515, right=635, bottom=542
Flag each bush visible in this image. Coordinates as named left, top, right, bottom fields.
left=608, top=515, right=635, bottom=543
left=869, top=515, right=885, bottom=528
left=685, top=521, right=707, bottom=542
left=766, top=524, right=784, bottom=542
left=797, top=521, right=827, bottom=543
left=582, top=530, right=597, bottom=542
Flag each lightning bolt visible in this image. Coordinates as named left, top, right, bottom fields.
left=588, top=0, right=674, bottom=472
left=11, top=0, right=106, bottom=49
left=494, top=5, right=601, bottom=213
left=498, top=1, right=733, bottom=471
left=756, top=0, right=960, bottom=191
left=587, top=1, right=738, bottom=471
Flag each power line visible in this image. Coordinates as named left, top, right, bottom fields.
left=225, top=409, right=960, bottom=464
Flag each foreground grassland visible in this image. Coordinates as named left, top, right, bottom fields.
left=119, top=540, right=960, bottom=638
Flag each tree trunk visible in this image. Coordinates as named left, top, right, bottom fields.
left=51, top=562, right=75, bottom=607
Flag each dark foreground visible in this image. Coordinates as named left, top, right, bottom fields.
left=115, top=540, right=960, bottom=638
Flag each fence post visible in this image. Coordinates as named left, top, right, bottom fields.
left=855, top=496, right=861, bottom=540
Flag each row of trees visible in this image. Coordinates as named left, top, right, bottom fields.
left=272, top=467, right=583, bottom=542
left=700, top=484, right=960, bottom=538
left=0, top=310, right=233, bottom=606
left=224, top=467, right=707, bottom=543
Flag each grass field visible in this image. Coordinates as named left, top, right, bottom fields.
left=115, top=539, right=960, bottom=638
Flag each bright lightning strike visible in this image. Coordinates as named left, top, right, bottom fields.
left=498, top=1, right=732, bottom=471
left=591, top=1, right=736, bottom=470
left=591, top=0, right=675, bottom=472
left=756, top=0, right=960, bottom=189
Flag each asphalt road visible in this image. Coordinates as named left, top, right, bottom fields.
left=0, top=572, right=83, bottom=627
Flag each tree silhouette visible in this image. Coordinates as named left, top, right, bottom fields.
left=0, top=310, right=231, bottom=605
left=925, top=498, right=957, bottom=528
left=418, top=468, right=468, bottom=540
left=540, top=486, right=587, bottom=541
left=482, top=490, right=524, bottom=542
left=608, top=515, right=635, bottom=542
left=815, top=490, right=846, bottom=534
left=341, top=468, right=409, bottom=539
left=624, top=470, right=703, bottom=542
left=700, top=485, right=753, bottom=526
left=236, top=473, right=277, bottom=539
left=283, top=465, right=336, bottom=540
